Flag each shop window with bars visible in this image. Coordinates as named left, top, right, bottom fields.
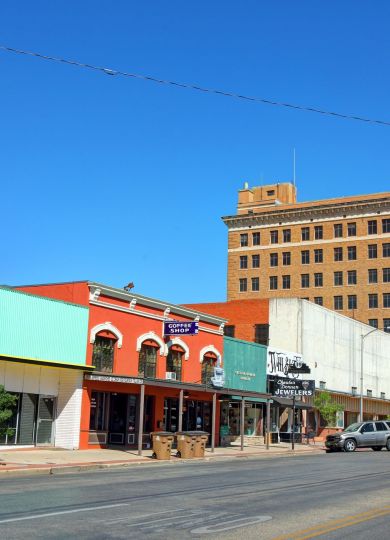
left=254, top=324, right=269, bottom=345
left=201, top=356, right=216, bottom=385
left=138, top=344, right=157, bottom=378
left=92, top=336, right=116, bottom=373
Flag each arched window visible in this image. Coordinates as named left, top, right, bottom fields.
left=138, top=341, right=158, bottom=378
left=92, top=334, right=117, bottom=373
left=166, top=346, right=184, bottom=381
left=201, top=353, right=217, bottom=385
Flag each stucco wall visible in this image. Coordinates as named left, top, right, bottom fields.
left=269, top=298, right=390, bottom=399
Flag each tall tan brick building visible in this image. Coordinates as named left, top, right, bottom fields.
left=223, top=182, right=390, bottom=330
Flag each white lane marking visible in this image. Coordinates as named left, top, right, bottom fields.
left=140, top=511, right=226, bottom=530
left=105, top=507, right=185, bottom=525
left=0, top=503, right=131, bottom=524
left=190, top=515, right=272, bottom=534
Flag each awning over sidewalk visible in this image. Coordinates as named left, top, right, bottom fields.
left=272, top=397, right=312, bottom=410
left=0, top=354, right=95, bottom=372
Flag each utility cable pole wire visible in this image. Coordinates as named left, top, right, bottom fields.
left=1, top=44, right=390, bottom=127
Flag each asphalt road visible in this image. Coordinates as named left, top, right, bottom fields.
left=0, top=451, right=390, bottom=539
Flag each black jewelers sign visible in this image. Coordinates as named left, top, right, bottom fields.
left=273, top=377, right=315, bottom=397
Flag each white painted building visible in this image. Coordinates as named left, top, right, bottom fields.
left=269, top=298, right=390, bottom=423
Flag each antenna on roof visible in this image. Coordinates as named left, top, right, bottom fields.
left=293, top=148, right=296, bottom=187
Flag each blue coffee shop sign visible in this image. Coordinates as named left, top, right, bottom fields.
left=163, top=320, right=199, bottom=336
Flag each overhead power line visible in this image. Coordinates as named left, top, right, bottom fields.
left=1, top=44, right=390, bottom=127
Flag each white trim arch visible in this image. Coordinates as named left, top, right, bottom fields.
left=200, top=345, right=222, bottom=366
left=136, top=332, right=167, bottom=356
left=166, top=338, right=189, bottom=360
left=90, top=322, right=123, bottom=349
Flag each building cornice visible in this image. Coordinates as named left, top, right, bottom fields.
left=222, top=197, right=390, bottom=230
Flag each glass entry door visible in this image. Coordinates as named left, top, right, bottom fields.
left=36, top=396, right=55, bottom=445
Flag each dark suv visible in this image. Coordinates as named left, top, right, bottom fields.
left=325, top=421, right=390, bottom=452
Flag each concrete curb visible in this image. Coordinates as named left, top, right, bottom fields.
left=0, top=448, right=325, bottom=477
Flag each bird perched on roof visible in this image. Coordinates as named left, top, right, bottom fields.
left=124, top=282, right=134, bottom=291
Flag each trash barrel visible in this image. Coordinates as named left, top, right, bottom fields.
left=192, top=431, right=209, bottom=458
left=175, top=432, right=196, bottom=458
left=150, top=432, right=174, bottom=460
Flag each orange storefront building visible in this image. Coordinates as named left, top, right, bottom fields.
left=18, top=281, right=232, bottom=451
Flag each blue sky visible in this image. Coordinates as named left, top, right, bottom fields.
left=1, top=1, right=389, bottom=303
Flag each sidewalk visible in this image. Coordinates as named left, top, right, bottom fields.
left=0, top=442, right=324, bottom=476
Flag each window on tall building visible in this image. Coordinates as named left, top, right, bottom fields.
left=252, top=232, right=260, bottom=245
left=347, top=246, right=357, bottom=260
left=367, top=389, right=372, bottom=398
left=314, top=225, right=323, bottom=240
left=301, top=250, right=310, bottom=264
left=382, top=219, right=390, bottom=233
left=240, top=233, right=248, bottom=247
left=369, top=294, right=378, bottom=308
left=270, top=276, right=278, bottom=290
left=334, top=271, right=343, bottom=286
left=348, top=295, right=357, bottom=309
left=314, top=297, right=323, bottom=306
left=368, top=220, right=377, bottom=235
left=347, top=222, right=357, bottom=236
left=301, top=227, right=310, bottom=241
left=251, top=277, right=260, bottom=291
left=383, top=243, right=390, bottom=257
left=282, top=275, right=291, bottom=289
left=334, top=247, right=343, bottom=261
left=334, top=296, right=343, bottom=310
left=270, top=230, right=278, bottom=244
left=381, top=392, right=386, bottom=399
left=239, top=255, right=248, bottom=269
left=314, top=273, right=323, bottom=287
left=368, top=244, right=378, bottom=259
left=348, top=270, right=357, bottom=285
left=301, top=274, right=310, bottom=288
left=368, top=319, right=378, bottom=328
left=239, top=278, right=247, bottom=292
left=224, top=325, right=235, bottom=337
left=270, top=253, right=278, bottom=267
left=283, top=229, right=291, bottom=243
left=282, top=252, right=291, bottom=266
left=351, top=386, right=357, bottom=396
left=334, top=224, right=343, bottom=238
left=254, top=324, right=269, bottom=345
left=252, top=254, right=260, bottom=268
left=368, top=269, right=378, bottom=284
left=319, top=381, right=326, bottom=390
left=384, top=293, right=390, bottom=308
left=383, top=268, right=390, bottom=283
left=314, top=249, right=323, bottom=263
left=384, top=318, right=390, bottom=332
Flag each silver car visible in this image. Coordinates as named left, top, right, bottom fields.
left=325, top=421, right=390, bottom=452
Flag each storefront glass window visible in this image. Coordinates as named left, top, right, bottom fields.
left=220, top=401, right=263, bottom=436
left=90, top=391, right=109, bottom=431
